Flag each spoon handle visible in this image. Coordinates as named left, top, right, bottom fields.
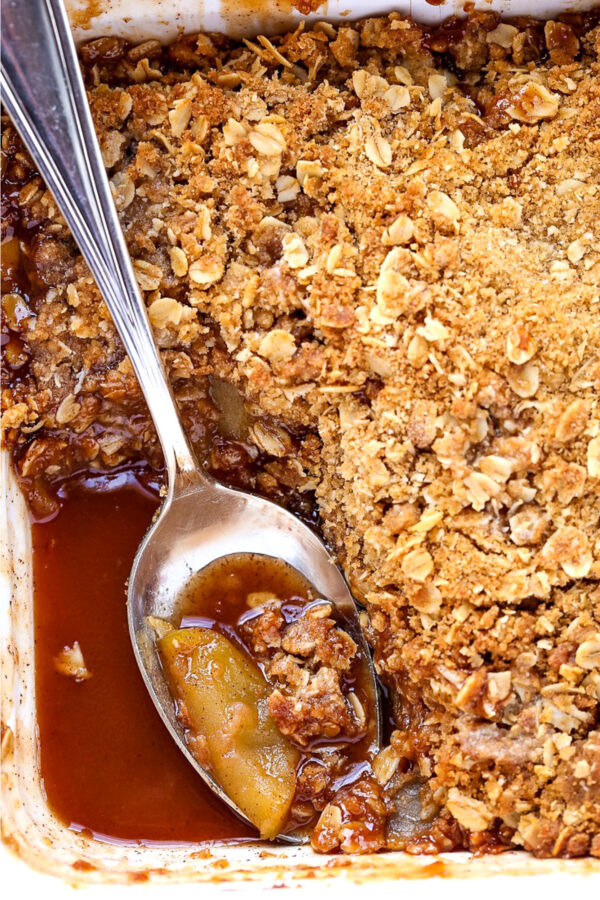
left=1, top=0, right=204, bottom=488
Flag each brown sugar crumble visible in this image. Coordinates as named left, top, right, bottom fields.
left=241, top=599, right=367, bottom=747
left=2, top=11, right=600, bottom=858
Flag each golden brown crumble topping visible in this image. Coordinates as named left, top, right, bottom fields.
left=2, top=11, right=600, bottom=857
left=241, top=599, right=366, bottom=746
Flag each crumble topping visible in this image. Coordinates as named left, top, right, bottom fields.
left=241, top=599, right=366, bottom=746
left=2, top=11, right=599, bottom=857
left=312, top=774, right=388, bottom=854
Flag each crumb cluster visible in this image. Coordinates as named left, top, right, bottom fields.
left=241, top=599, right=365, bottom=746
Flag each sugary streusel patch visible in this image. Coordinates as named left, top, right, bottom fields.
left=2, top=12, right=599, bottom=857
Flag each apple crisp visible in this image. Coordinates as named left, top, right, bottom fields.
left=149, top=552, right=380, bottom=842
left=2, top=11, right=600, bottom=857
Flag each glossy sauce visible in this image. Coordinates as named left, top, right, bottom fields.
left=178, top=553, right=317, bottom=633
left=33, top=470, right=254, bottom=844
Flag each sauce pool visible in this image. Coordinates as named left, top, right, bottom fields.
left=33, top=469, right=254, bottom=845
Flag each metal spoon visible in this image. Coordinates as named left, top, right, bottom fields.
left=2, top=0, right=381, bottom=840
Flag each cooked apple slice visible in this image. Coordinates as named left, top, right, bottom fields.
left=158, top=626, right=299, bottom=840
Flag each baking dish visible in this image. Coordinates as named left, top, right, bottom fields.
left=2, top=0, right=600, bottom=891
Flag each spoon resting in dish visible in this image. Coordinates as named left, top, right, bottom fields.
left=1, top=0, right=381, bottom=841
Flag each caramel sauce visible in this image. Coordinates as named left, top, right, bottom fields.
left=178, top=553, right=315, bottom=625
left=33, top=469, right=254, bottom=844
left=177, top=555, right=320, bottom=664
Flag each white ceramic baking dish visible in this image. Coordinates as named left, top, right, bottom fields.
left=2, top=1, right=600, bottom=894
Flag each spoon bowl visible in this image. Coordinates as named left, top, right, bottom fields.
left=129, top=473, right=381, bottom=840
